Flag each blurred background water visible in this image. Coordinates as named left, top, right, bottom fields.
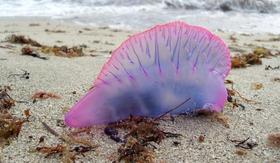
left=0, top=0, right=280, bottom=33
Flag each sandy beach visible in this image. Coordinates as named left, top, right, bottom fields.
left=0, top=18, right=280, bottom=163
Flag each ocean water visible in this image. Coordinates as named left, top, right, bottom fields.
left=0, top=0, right=280, bottom=34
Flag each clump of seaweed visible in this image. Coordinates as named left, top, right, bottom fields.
left=6, top=34, right=84, bottom=58
left=6, top=34, right=42, bottom=47
left=32, top=91, right=61, bottom=102
left=0, top=113, right=24, bottom=139
left=231, top=47, right=274, bottom=69
left=231, top=53, right=262, bottom=68
left=267, top=133, right=280, bottom=148
left=0, top=86, right=15, bottom=111
left=106, top=116, right=181, bottom=162
left=37, top=122, right=98, bottom=162
left=118, top=136, right=155, bottom=163
left=253, top=47, right=273, bottom=58
left=21, top=46, right=48, bottom=60
left=41, top=45, right=84, bottom=57
left=0, top=86, right=25, bottom=146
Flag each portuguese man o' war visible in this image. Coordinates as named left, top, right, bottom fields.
left=65, top=21, right=231, bottom=128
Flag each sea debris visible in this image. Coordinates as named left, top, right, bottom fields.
left=0, top=114, right=25, bottom=140
left=212, top=112, right=230, bottom=128
left=36, top=144, right=66, bottom=158
left=83, top=28, right=92, bottom=31
left=235, top=148, right=247, bottom=156
left=45, top=29, right=66, bottom=33
left=7, top=34, right=42, bottom=47
left=267, top=133, right=280, bottom=148
left=253, top=47, right=272, bottom=58
left=0, top=87, right=25, bottom=146
left=229, top=137, right=258, bottom=150
left=104, top=126, right=123, bottom=143
left=6, top=34, right=84, bottom=57
left=231, top=53, right=261, bottom=68
left=24, top=109, right=31, bottom=121
left=41, top=45, right=84, bottom=57
left=93, top=40, right=100, bottom=44
left=21, top=46, right=48, bottom=60
left=265, top=65, right=280, bottom=70
left=32, top=91, right=61, bottom=101
left=229, top=35, right=237, bottom=43
left=118, top=136, right=155, bottom=162
left=268, top=37, right=280, bottom=41
left=225, top=79, right=258, bottom=106
left=29, top=23, right=40, bottom=27
left=251, top=83, right=263, bottom=90
left=231, top=56, right=247, bottom=68
left=104, top=41, right=115, bottom=46
left=38, top=122, right=97, bottom=162
left=198, top=135, right=205, bottom=143
left=172, top=141, right=181, bottom=146
left=8, top=69, right=30, bottom=80
left=0, top=44, right=15, bottom=49
left=272, top=77, right=280, bottom=82
left=231, top=47, right=274, bottom=69
left=106, top=116, right=181, bottom=162
left=0, top=86, right=15, bottom=111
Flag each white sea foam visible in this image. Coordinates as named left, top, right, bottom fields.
left=0, top=0, right=280, bottom=33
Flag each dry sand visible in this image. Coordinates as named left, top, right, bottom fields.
left=0, top=17, right=279, bottom=163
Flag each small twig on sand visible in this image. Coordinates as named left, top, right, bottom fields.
left=21, top=46, right=48, bottom=60
left=8, top=69, right=30, bottom=79
left=42, top=121, right=60, bottom=137
left=0, top=58, right=7, bottom=60
left=226, top=79, right=259, bottom=104
left=228, top=136, right=258, bottom=149
left=155, top=97, right=191, bottom=120
left=26, top=53, right=48, bottom=60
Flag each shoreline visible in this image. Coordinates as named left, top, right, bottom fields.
left=0, top=18, right=279, bottom=162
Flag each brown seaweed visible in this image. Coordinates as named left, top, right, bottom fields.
left=0, top=87, right=25, bottom=146
left=231, top=47, right=274, bottom=69
left=32, top=91, right=61, bottom=101
left=41, top=45, right=84, bottom=57
left=0, top=86, right=15, bottom=111
left=267, top=133, right=280, bottom=148
left=7, top=34, right=42, bottom=47
left=107, top=116, right=181, bottom=162
left=39, top=122, right=97, bottom=162
left=118, top=136, right=155, bottom=163
left=45, top=29, right=66, bottom=33
left=21, top=46, right=48, bottom=60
